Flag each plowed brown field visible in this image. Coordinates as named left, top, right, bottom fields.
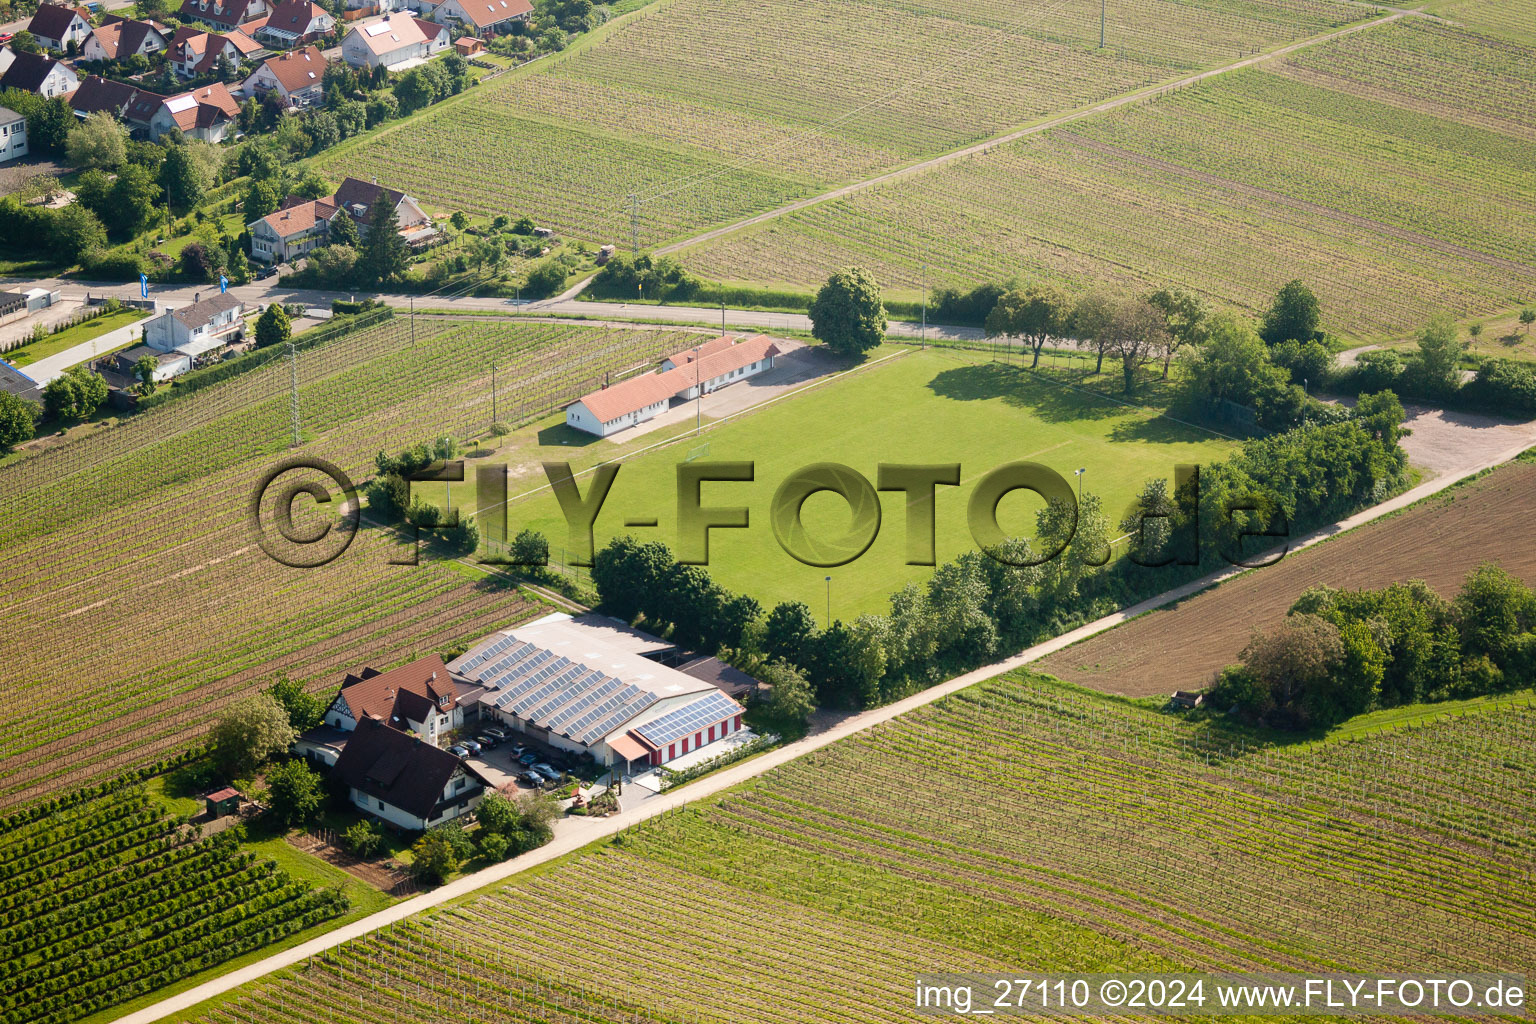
left=1038, top=459, right=1536, bottom=695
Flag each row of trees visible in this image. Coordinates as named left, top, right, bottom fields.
left=1215, top=565, right=1536, bottom=729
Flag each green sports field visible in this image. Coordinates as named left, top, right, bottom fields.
left=476, top=347, right=1236, bottom=618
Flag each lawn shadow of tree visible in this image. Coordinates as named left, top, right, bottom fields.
left=925, top=362, right=1128, bottom=423
left=537, top=423, right=600, bottom=448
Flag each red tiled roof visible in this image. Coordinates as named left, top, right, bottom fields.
left=337, top=655, right=459, bottom=725
left=575, top=335, right=781, bottom=424
left=262, top=0, right=326, bottom=33
left=445, top=0, right=530, bottom=30
left=346, top=12, right=427, bottom=55
left=255, top=197, right=337, bottom=238
left=667, top=333, right=740, bottom=366
left=86, top=18, right=168, bottom=59
left=256, top=44, right=325, bottom=91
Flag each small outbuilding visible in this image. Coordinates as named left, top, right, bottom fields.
left=205, top=787, right=242, bottom=818
left=1170, top=690, right=1204, bottom=710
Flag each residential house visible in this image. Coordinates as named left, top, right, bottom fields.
left=0, top=47, right=15, bottom=77
left=565, top=334, right=782, bottom=437
left=113, top=344, right=191, bottom=382
left=247, top=194, right=339, bottom=262
left=124, top=81, right=241, bottom=140
left=431, top=0, right=529, bottom=37
left=169, top=25, right=261, bottom=77
left=176, top=0, right=271, bottom=31
left=0, top=50, right=80, bottom=97
left=26, top=3, right=93, bottom=51
left=142, top=292, right=244, bottom=363
left=339, top=12, right=429, bottom=70
left=329, top=717, right=493, bottom=831
left=255, top=0, right=334, bottom=45
left=68, top=73, right=139, bottom=118
left=418, top=17, right=448, bottom=54
left=241, top=45, right=326, bottom=106
left=320, top=655, right=475, bottom=744
left=0, top=106, right=26, bottom=164
left=452, top=35, right=483, bottom=56
left=247, top=175, right=433, bottom=262
left=81, top=17, right=169, bottom=62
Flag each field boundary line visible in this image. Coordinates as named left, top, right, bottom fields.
left=656, top=9, right=1405, bottom=257
left=108, top=439, right=1534, bottom=1024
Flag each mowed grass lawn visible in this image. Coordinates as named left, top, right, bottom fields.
left=6, top=307, right=148, bottom=367
left=464, top=347, right=1235, bottom=618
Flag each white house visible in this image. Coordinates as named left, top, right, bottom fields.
left=247, top=176, right=432, bottom=263
left=340, top=13, right=431, bottom=69
left=565, top=334, right=781, bottom=438
left=431, top=0, right=529, bottom=37
left=169, top=25, right=261, bottom=77
left=114, top=344, right=191, bottom=382
left=0, top=50, right=80, bottom=98
left=0, top=107, right=27, bottom=164
left=256, top=0, right=334, bottom=45
left=320, top=654, right=472, bottom=746
left=241, top=45, right=326, bottom=106
left=81, top=18, right=169, bottom=61
left=330, top=717, right=493, bottom=831
left=176, top=0, right=270, bottom=31
left=448, top=615, right=747, bottom=775
left=142, top=292, right=244, bottom=362
left=25, top=3, right=92, bottom=51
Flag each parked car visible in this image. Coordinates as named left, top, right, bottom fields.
left=447, top=744, right=469, bottom=758
left=532, top=763, right=561, bottom=781
left=483, top=727, right=509, bottom=741
left=519, top=771, right=544, bottom=786
left=461, top=739, right=483, bottom=756
left=518, top=752, right=538, bottom=766
left=473, top=734, right=498, bottom=749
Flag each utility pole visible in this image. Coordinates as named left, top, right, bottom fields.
left=628, top=193, right=639, bottom=259
left=694, top=342, right=702, bottom=435
left=491, top=363, right=498, bottom=425
left=288, top=341, right=300, bottom=447
left=921, top=262, right=928, bottom=350
left=825, top=575, right=832, bottom=627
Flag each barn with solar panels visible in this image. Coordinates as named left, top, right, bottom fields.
left=447, top=615, right=747, bottom=774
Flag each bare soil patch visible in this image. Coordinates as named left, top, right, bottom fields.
left=1037, top=459, right=1536, bottom=696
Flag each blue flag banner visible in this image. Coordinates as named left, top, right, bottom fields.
left=219, top=274, right=228, bottom=293
left=139, top=274, right=149, bottom=298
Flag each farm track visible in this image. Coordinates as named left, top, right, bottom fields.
left=1037, top=459, right=1536, bottom=695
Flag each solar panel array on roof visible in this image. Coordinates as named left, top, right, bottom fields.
left=634, top=691, right=740, bottom=746
left=464, top=638, right=660, bottom=745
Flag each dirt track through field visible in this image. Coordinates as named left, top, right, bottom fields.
left=1037, top=459, right=1536, bottom=696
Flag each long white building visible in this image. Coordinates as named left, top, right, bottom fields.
left=564, top=333, right=781, bottom=438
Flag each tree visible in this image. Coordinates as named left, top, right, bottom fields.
left=1240, top=613, right=1343, bottom=726
left=9, top=30, right=39, bottom=53
left=211, top=693, right=296, bottom=776
left=524, top=259, right=567, bottom=297
left=450, top=210, right=469, bottom=230
left=268, top=675, right=324, bottom=731
left=361, top=196, right=408, bottom=284
left=265, top=758, right=325, bottom=827
left=763, top=601, right=816, bottom=665
left=41, top=366, right=109, bottom=422
left=591, top=537, right=673, bottom=622
left=50, top=203, right=108, bottom=262
left=0, top=392, right=37, bottom=452
left=1182, top=312, right=1285, bottom=407
left=1454, top=563, right=1535, bottom=666
left=328, top=208, right=360, bottom=248
left=715, top=592, right=761, bottom=651
left=509, top=527, right=549, bottom=570
left=1521, top=308, right=1536, bottom=334
left=1145, top=287, right=1207, bottom=377
left=761, top=659, right=815, bottom=726
left=244, top=179, right=280, bottom=220
left=1069, top=290, right=1115, bottom=373
left=65, top=111, right=128, bottom=170
left=106, top=164, right=161, bottom=237
left=256, top=303, right=291, bottom=349
left=1416, top=312, right=1465, bottom=396
left=808, top=266, right=886, bottom=358
left=984, top=284, right=1070, bottom=367
left=132, top=353, right=159, bottom=395
left=1260, top=279, right=1321, bottom=346
left=409, top=831, right=459, bottom=883
left=158, top=143, right=209, bottom=211
left=342, top=820, right=382, bottom=858
left=1106, top=295, right=1168, bottom=394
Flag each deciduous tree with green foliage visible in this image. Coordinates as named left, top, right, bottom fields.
left=984, top=283, right=1070, bottom=368
left=66, top=112, right=127, bottom=170
left=211, top=693, right=296, bottom=776
left=1260, top=279, right=1322, bottom=346
left=1416, top=312, right=1466, bottom=396
left=41, top=366, right=109, bottom=422
left=0, top=392, right=37, bottom=452
left=342, top=819, right=383, bottom=858
left=132, top=354, right=158, bottom=395
left=265, top=758, right=325, bottom=827
left=268, top=675, right=324, bottom=731
left=763, top=600, right=816, bottom=665
left=255, top=302, right=291, bottom=349
left=761, top=659, right=815, bottom=726
left=809, top=266, right=886, bottom=358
